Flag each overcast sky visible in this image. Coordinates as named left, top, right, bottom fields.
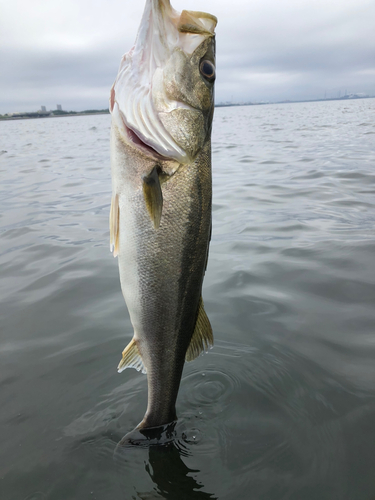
left=1, top=0, right=374, bottom=113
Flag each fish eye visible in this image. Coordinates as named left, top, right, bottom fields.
left=200, top=60, right=215, bottom=81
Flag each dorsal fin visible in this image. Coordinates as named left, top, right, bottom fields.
left=118, top=338, right=147, bottom=374
left=186, top=297, right=213, bottom=362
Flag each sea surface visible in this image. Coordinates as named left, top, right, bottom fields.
left=1, top=99, right=375, bottom=500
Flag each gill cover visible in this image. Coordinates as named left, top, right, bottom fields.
left=110, top=0, right=217, bottom=163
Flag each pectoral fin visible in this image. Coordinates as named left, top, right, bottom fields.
left=118, top=338, right=147, bottom=374
left=143, top=166, right=163, bottom=229
left=186, top=297, right=213, bottom=362
left=110, top=193, right=120, bottom=257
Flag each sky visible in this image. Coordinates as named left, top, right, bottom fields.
left=1, top=0, right=375, bottom=113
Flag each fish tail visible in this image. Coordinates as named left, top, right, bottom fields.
left=115, top=421, right=177, bottom=449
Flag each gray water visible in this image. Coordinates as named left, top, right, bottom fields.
left=1, top=99, right=375, bottom=500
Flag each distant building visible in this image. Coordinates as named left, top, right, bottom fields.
left=342, top=93, right=369, bottom=99
left=56, top=104, right=62, bottom=111
left=39, top=106, right=50, bottom=115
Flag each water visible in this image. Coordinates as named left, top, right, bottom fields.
left=1, top=99, right=375, bottom=500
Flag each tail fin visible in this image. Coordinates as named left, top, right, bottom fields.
left=115, top=421, right=177, bottom=449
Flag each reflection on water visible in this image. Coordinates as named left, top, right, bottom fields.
left=146, top=444, right=217, bottom=500
left=1, top=99, right=375, bottom=499
left=115, top=441, right=217, bottom=500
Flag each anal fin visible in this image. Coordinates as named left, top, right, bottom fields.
left=143, top=166, right=163, bottom=229
left=118, top=338, right=146, bottom=374
left=186, top=297, right=213, bottom=362
left=110, top=193, right=119, bottom=257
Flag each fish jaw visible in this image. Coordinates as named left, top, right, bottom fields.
left=110, top=0, right=217, bottom=164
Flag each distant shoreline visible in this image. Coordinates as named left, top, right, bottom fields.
left=0, top=111, right=110, bottom=121
left=216, top=95, right=374, bottom=108
left=1, top=95, right=374, bottom=120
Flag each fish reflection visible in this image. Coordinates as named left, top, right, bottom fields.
left=145, top=443, right=216, bottom=500
left=114, top=427, right=216, bottom=500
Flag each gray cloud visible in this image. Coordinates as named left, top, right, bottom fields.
left=1, top=0, right=374, bottom=113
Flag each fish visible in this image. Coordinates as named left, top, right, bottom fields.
left=109, top=0, right=217, bottom=442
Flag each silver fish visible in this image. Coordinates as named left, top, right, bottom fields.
left=109, top=0, right=217, bottom=438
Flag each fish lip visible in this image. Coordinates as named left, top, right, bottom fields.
left=118, top=109, right=169, bottom=162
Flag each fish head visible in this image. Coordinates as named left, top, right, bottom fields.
left=110, top=0, right=217, bottom=164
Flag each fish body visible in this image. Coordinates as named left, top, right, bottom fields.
left=109, top=0, right=217, bottom=434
